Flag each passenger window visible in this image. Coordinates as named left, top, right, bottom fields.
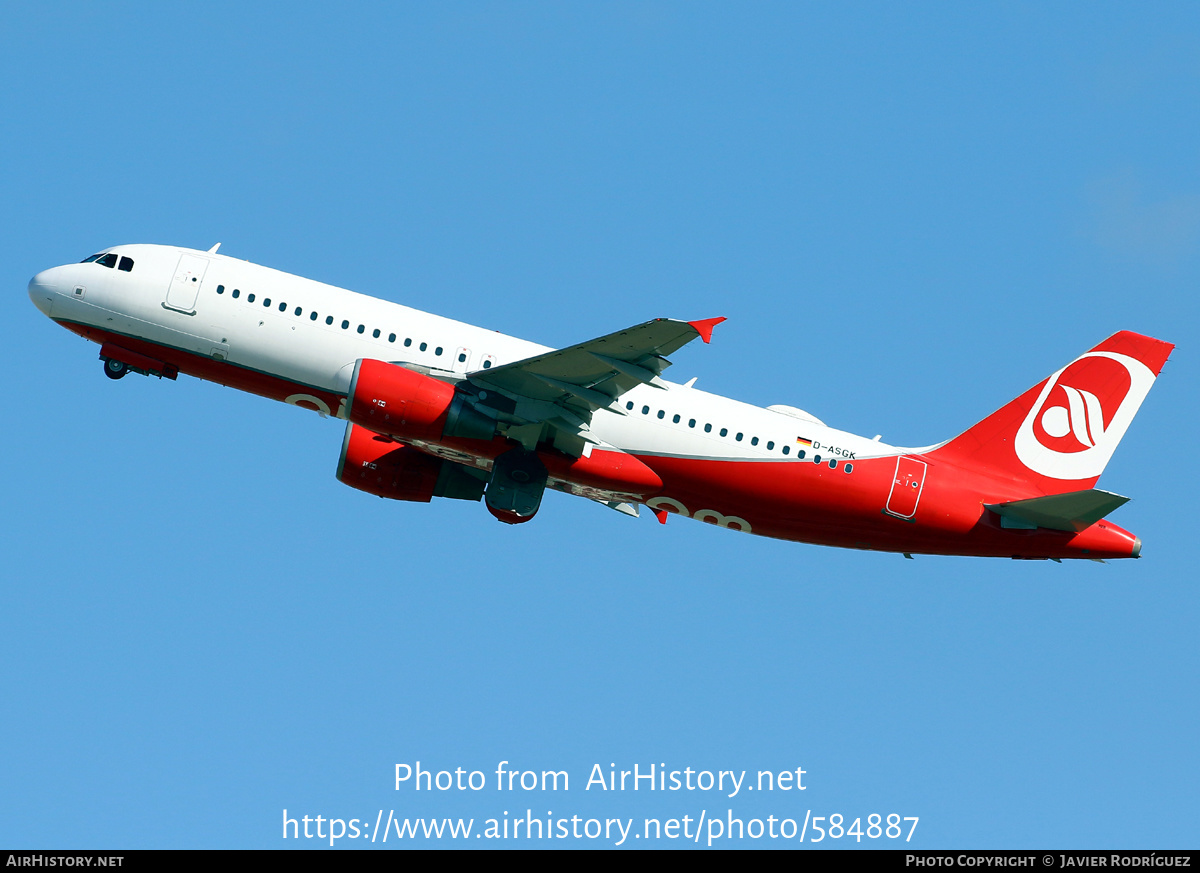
left=482, top=360, right=492, bottom=368
left=798, top=450, right=806, bottom=459
left=357, top=324, right=365, bottom=334
left=435, top=347, right=443, bottom=356
left=626, top=401, right=634, bottom=410
left=735, top=432, right=743, bottom=441
left=719, top=428, right=728, bottom=437
left=118, top=256, right=134, bottom=272
left=657, top=410, right=665, bottom=419
left=642, top=406, right=650, bottom=415
left=751, top=436, right=758, bottom=446
left=767, top=440, right=774, bottom=450
left=247, top=293, right=255, bottom=302
left=373, top=328, right=381, bottom=338
left=294, top=306, right=302, bottom=316
left=458, top=352, right=466, bottom=363
left=310, top=312, right=318, bottom=321
left=814, top=454, right=821, bottom=463
left=404, top=338, right=412, bottom=347
left=326, top=316, right=333, bottom=325
left=673, top=414, right=681, bottom=423
left=97, top=253, right=118, bottom=268
left=689, top=419, right=696, bottom=428
left=216, top=285, right=225, bottom=294
left=419, top=342, right=427, bottom=351
left=232, top=289, right=240, bottom=298
left=844, top=464, right=853, bottom=473
left=704, top=424, right=712, bottom=433
left=279, top=302, right=287, bottom=312
left=783, top=445, right=790, bottom=455
left=388, top=333, right=396, bottom=342
left=342, top=320, right=349, bottom=329
left=829, top=459, right=837, bottom=468
left=264, top=298, right=271, bottom=307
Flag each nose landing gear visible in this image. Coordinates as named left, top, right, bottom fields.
left=103, top=358, right=129, bottom=380
left=97, top=344, right=178, bottom=381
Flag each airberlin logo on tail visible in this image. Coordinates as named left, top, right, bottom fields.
left=1040, top=384, right=1108, bottom=449
left=1014, top=351, right=1156, bottom=481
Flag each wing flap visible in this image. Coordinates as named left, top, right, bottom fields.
left=528, top=372, right=630, bottom=413
left=586, top=352, right=667, bottom=389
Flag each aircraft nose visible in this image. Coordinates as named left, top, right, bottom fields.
left=28, top=268, right=63, bottom=316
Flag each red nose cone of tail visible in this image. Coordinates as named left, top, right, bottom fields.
left=1066, top=521, right=1142, bottom=560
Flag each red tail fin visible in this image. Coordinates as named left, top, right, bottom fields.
left=929, top=331, right=1173, bottom=494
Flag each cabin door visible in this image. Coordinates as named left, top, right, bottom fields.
left=164, top=254, right=209, bottom=314
left=885, top=456, right=927, bottom=519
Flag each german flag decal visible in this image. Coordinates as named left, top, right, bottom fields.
left=796, top=437, right=814, bottom=447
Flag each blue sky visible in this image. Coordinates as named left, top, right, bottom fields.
left=2, top=2, right=1197, bottom=849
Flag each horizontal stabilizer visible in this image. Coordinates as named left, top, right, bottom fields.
left=986, top=489, right=1130, bottom=532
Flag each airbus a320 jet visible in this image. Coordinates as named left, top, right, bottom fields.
left=28, top=244, right=1173, bottom=560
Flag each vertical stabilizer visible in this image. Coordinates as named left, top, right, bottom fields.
left=929, top=331, right=1173, bottom=494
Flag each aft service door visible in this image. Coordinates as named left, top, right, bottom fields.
left=885, top=456, right=927, bottom=519
left=164, top=253, right=209, bottom=314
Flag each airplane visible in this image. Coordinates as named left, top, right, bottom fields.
left=28, top=243, right=1173, bottom=560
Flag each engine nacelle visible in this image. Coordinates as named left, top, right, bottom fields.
left=346, top=358, right=496, bottom=442
left=336, top=422, right=486, bottom=503
left=347, top=358, right=455, bottom=440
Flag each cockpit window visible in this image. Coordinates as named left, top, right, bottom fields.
left=80, top=252, right=130, bottom=269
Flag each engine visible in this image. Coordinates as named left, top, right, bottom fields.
left=341, top=358, right=662, bottom=525
left=336, top=422, right=486, bottom=503
left=346, top=358, right=496, bottom=442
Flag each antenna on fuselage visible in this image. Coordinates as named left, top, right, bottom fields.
left=207, top=242, right=221, bottom=254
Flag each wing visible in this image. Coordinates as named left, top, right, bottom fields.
left=460, top=317, right=724, bottom=452
left=470, top=317, right=723, bottom=414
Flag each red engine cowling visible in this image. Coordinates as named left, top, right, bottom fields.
left=347, top=358, right=457, bottom=441
left=346, top=358, right=497, bottom=442
left=336, top=422, right=442, bottom=502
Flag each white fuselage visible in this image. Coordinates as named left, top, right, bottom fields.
left=29, top=243, right=897, bottom=466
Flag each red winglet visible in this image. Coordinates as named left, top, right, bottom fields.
left=687, top=317, right=726, bottom=344
left=652, top=507, right=669, bottom=524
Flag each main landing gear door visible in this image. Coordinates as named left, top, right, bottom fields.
left=164, top=253, right=209, bottom=315
left=885, top=456, right=927, bottom=519
left=485, top=448, right=548, bottom=524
